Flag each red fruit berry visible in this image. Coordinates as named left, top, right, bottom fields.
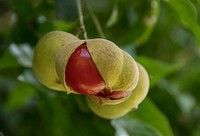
left=65, top=43, right=106, bottom=95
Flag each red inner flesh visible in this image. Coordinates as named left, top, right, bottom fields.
left=65, top=43, right=106, bottom=95
left=65, top=43, right=131, bottom=99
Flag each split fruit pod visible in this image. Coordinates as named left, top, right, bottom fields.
left=56, top=38, right=140, bottom=105
left=32, top=31, right=149, bottom=116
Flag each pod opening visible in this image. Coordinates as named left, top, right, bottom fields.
left=65, top=42, right=106, bottom=95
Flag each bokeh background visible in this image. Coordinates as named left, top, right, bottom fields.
left=0, top=0, right=200, bottom=136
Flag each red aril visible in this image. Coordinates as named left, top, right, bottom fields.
left=65, top=43, right=106, bottom=95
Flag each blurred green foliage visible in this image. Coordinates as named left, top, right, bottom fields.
left=0, top=0, right=200, bottom=136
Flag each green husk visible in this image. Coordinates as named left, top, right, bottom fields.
left=87, top=39, right=139, bottom=91
left=86, top=63, right=149, bottom=119
left=32, top=31, right=78, bottom=91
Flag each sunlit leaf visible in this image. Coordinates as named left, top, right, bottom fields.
left=136, top=56, right=181, bottom=87
left=166, top=0, right=200, bottom=46
left=0, top=132, right=4, bottom=136
left=54, top=20, right=77, bottom=31
left=107, top=0, right=160, bottom=46
left=112, top=116, right=163, bottom=136
left=106, top=5, right=119, bottom=27
left=17, top=69, right=41, bottom=88
left=129, top=98, right=174, bottom=136
left=9, top=43, right=33, bottom=67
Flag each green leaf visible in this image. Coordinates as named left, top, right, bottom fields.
left=17, top=69, right=41, bottom=88
left=54, top=20, right=77, bottom=31
left=106, top=5, right=119, bottom=27
left=136, top=56, right=181, bottom=87
left=0, top=49, right=19, bottom=70
left=7, top=0, right=33, bottom=18
left=37, top=91, right=74, bottom=136
left=129, top=98, right=174, bottom=136
left=158, top=79, right=196, bottom=115
left=111, top=116, right=163, bottom=136
left=0, top=132, right=4, bottom=136
left=6, top=82, right=35, bottom=111
left=132, top=0, right=160, bottom=46
left=9, top=43, right=33, bottom=67
left=166, top=0, right=200, bottom=47
left=37, top=92, right=115, bottom=136
left=108, top=0, right=160, bottom=46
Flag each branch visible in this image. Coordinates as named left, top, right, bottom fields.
left=84, top=0, right=106, bottom=38
left=76, top=0, right=88, bottom=39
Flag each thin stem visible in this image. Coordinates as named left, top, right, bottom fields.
left=76, top=0, right=88, bottom=39
left=84, top=0, right=106, bottom=38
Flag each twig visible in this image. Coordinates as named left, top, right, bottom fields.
left=76, top=0, right=88, bottom=39
left=84, top=0, right=106, bottom=38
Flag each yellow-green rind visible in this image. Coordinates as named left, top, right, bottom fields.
left=86, top=63, right=149, bottom=119
left=113, top=50, right=139, bottom=91
left=87, top=39, right=139, bottom=92
left=32, top=31, right=79, bottom=91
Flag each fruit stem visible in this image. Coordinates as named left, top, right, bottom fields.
left=83, top=0, right=106, bottom=38
left=76, top=0, right=88, bottom=39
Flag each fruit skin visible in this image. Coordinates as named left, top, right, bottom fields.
left=87, top=39, right=139, bottom=92
left=86, top=63, right=149, bottom=119
left=32, top=31, right=79, bottom=91
left=56, top=39, right=139, bottom=104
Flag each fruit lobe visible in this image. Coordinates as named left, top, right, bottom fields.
left=86, top=39, right=139, bottom=93
left=86, top=63, right=150, bottom=119
left=65, top=43, right=106, bottom=95
left=32, top=31, right=79, bottom=91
